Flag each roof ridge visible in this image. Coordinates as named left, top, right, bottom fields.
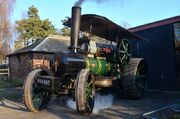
left=32, top=37, right=48, bottom=51
left=47, top=35, right=70, bottom=41
left=129, top=15, right=180, bottom=32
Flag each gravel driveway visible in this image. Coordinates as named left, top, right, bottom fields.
left=0, top=88, right=180, bottom=119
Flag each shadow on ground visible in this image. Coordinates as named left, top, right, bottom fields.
left=0, top=87, right=27, bottom=111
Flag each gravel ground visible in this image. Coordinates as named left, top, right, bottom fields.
left=0, top=88, right=180, bottom=119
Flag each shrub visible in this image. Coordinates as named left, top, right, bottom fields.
left=0, top=77, right=23, bottom=88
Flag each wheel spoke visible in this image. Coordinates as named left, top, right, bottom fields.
left=87, top=80, right=93, bottom=87
left=86, top=90, right=89, bottom=97
left=125, top=56, right=127, bottom=63
left=137, top=83, right=145, bottom=89
left=137, top=64, right=145, bottom=72
left=127, top=53, right=131, bottom=57
left=86, top=84, right=92, bottom=98
left=86, top=100, right=91, bottom=111
left=122, top=41, right=126, bottom=50
left=119, top=50, right=126, bottom=54
left=121, top=55, right=126, bottom=62
left=125, top=43, right=129, bottom=50
left=32, top=93, right=42, bottom=109
left=136, top=75, right=146, bottom=79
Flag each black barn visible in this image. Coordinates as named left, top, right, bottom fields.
left=129, top=16, right=180, bottom=91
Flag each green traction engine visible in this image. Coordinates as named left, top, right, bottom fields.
left=23, top=6, right=148, bottom=115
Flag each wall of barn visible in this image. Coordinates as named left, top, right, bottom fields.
left=130, top=23, right=178, bottom=91
left=8, top=53, right=33, bottom=81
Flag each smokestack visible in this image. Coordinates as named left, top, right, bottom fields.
left=70, top=6, right=81, bottom=52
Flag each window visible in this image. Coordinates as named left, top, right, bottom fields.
left=174, top=22, right=180, bottom=49
left=17, top=55, right=21, bottom=64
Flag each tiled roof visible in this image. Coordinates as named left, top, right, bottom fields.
left=7, top=35, right=70, bottom=56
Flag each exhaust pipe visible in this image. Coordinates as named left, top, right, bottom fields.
left=70, top=6, right=81, bottom=53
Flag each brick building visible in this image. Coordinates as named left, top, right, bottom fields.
left=7, top=35, right=70, bottom=81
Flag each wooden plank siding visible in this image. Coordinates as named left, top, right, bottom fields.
left=32, top=59, right=50, bottom=69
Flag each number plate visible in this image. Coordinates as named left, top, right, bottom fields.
left=37, top=78, right=51, bottom=86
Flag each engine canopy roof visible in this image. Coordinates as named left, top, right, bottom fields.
left=64, top=14, right=143, bottom=42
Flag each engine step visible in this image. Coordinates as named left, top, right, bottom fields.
left=94, top=76, right=115, bottom=88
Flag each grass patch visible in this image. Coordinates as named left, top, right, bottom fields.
left=174, top=114, right=180, bottom=119
left=0, top=77, right=23, bottom=89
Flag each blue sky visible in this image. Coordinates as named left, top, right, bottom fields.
left=12, top=0, right=180, bottom=29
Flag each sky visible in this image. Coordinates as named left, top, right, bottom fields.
left=12, top=0, right=180, bottom=29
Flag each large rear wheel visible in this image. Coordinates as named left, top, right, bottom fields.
left=75, top=69, right=95, bottom=115
left=122, top=58, right=148, bottom=99
left=23, top=69, right=52, bottom=112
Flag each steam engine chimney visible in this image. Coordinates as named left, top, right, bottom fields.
left=70, top=6, right=81, bottom=52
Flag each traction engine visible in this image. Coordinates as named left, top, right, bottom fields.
left=23, top=6, right=148, bottom=114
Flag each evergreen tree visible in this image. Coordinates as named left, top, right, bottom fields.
left=15, top=5, right=56, bottom=47
left=61, top=16, right=71, bottom=36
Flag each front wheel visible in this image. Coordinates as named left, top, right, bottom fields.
left=23, top=69, right=53, bottom=112
left=75, top=69, right=95, bottom=115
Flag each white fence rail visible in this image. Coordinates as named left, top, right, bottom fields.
left=0, top=64, right=9, bottom=77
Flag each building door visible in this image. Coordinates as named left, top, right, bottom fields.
left=174, top=22, right=180, bottom=90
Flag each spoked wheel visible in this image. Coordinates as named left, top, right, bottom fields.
left=122, top=58, right=148, bottom=99
left=117, top=39, right=131, bottom=67
left=23, top=69, right=53, bottom=112
left=75, top=69, right=95, bottom=115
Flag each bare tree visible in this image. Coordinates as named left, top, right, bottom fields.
left=0, top=0, right=16, bottom=63
left=120, top=21, right=131, bottom=29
